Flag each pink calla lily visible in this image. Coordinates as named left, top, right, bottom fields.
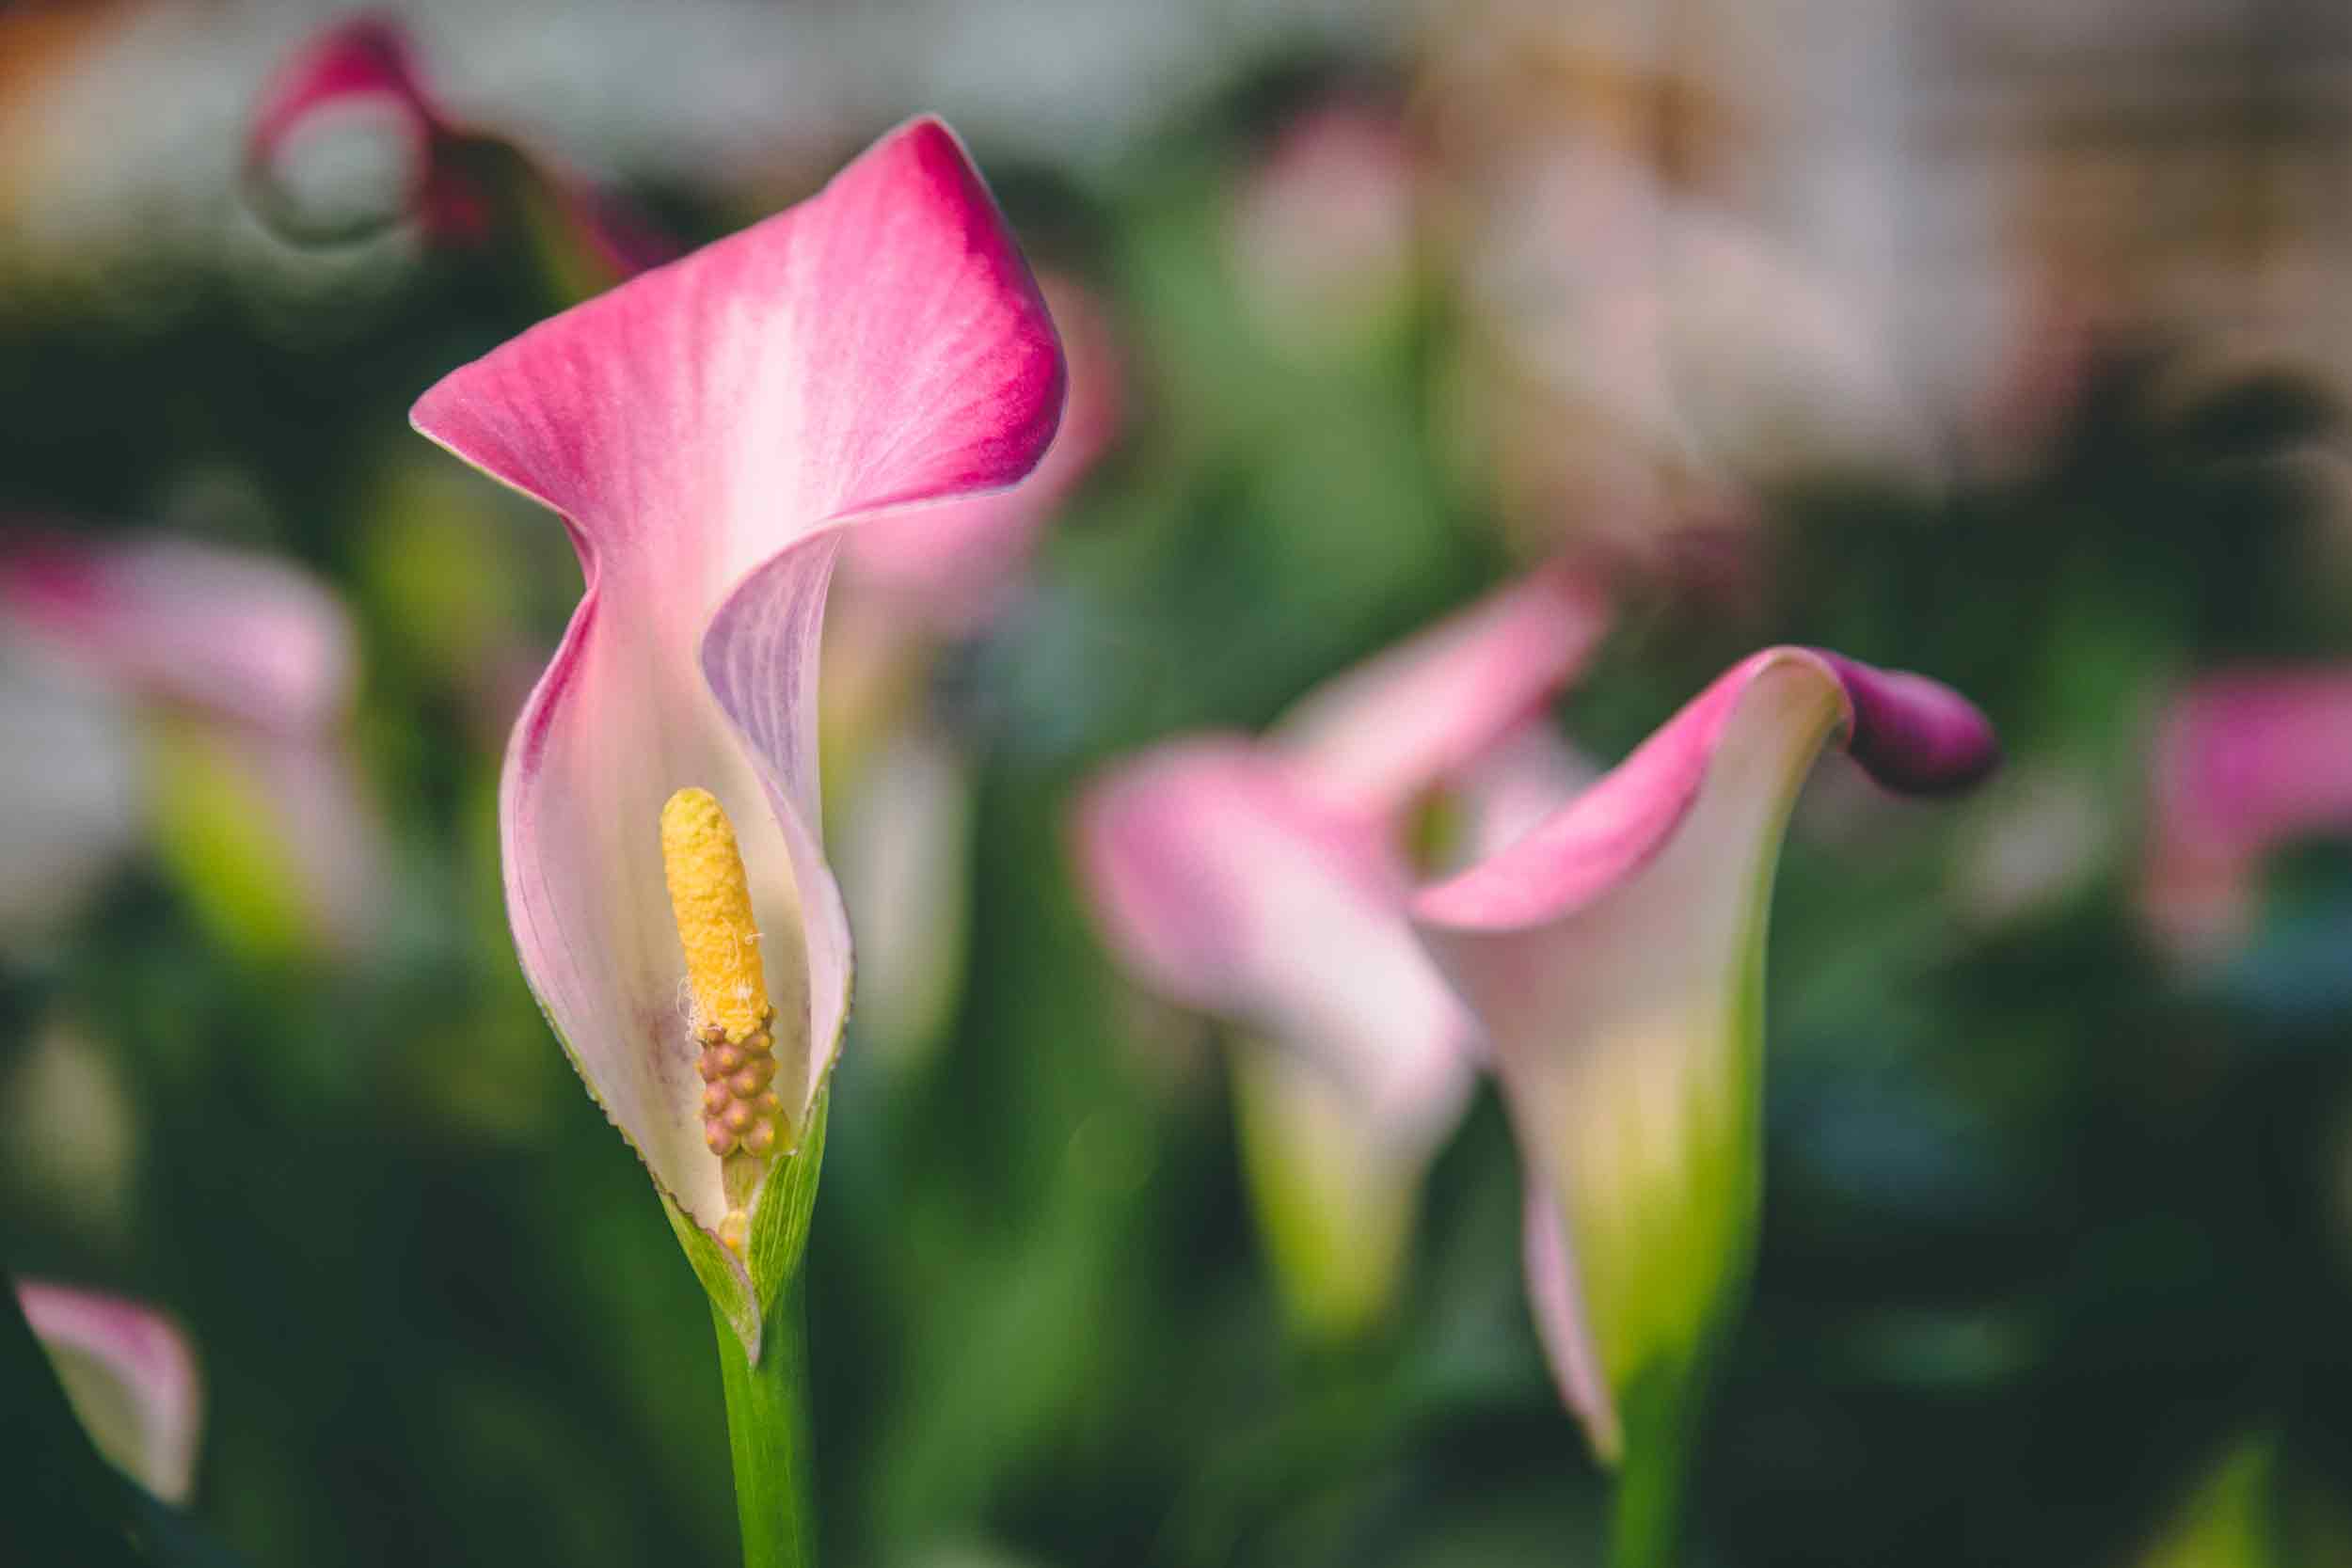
left=409, top=118, right=1063, bottom=1350
left=0, top=531, right=352, bottom=735
left=247, top=14, right=674, bottom=286
left=18, top=1280, right=202, bottom=1505
left=1410, top=649, right=1996, bottom=1468
left=1075, top=568, right=1609, bottom=1335
left=0, top=530, right=383, bottom=959
left=2144, top=670, right=2352, bottom=956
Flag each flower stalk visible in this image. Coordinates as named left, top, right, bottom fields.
left=712, top=1272, right=817, bottom=1568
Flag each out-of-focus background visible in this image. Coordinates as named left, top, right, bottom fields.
left=4, top=1, right=2352, bottom=1564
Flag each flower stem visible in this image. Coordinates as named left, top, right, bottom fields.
left=1607, top=1372, right=1695, bottom=1568
left=711, top=1274, right=816, bottom=1568
left=1608, top=1436, right=1687, bottom=1568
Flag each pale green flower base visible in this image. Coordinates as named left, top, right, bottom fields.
left=1230, top=1043, right=1416, bottom=1344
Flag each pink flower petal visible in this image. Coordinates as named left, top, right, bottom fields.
left=1411, top=648, right=1994, bottom=1460
left=1416, top=649, right=1995, bottom=932
left=1521, top=1178, right=1618, bottom=1464
left=0, top=531, right=385, bottom=957
left=1077, top=739, right=1469, bottom=1126
left=1078, top=570, right=1608, bottom=1102
left=18, top=1280, right=202, bottom=1504
left=846, top=272, right=1121, bottom=633
left=1456, top=723, right=1600, bottom=862
left=411, top=119, right=1062, bottom=1251
left=0, top=531, right=355, bottom=736
left=1076, top=574, right=1613, bottom=1338
left=1274, top=565, right=1610, bottom=819
left=2145, top=669, right=2352, bottom=953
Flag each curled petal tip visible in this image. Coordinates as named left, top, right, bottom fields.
left=1812, top=651, right=2002, bottom=796
left=1412, top=646, right=1997, bottom=934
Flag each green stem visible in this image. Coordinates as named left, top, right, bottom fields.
left=711, top=1274, right=816, bottom=1568
left=1608, top=1438, right=1687, bottom=1568
left=1607, top=1374, right=1695, bottom=1568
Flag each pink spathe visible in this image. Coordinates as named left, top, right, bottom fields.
left=1412, top=647, right=1995, bottom=1462
left=410, top=119, right=1063, bottom=1314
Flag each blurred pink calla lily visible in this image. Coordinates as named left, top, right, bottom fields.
left=18, top=1280, right=202, bottom=1505
left=409, top=118, right=1063, bottom=1350
left=1076, top=569, right=1609, bottom=1336
left=0, top=530, right=383, bottom=959
left=0, top=531, right=351, bottom=733
left=2144, top=670, right=2352, bottom=955
left=1411, top=649, right=1995, bottom=1471
left=247, top=14, right=673, bottom=288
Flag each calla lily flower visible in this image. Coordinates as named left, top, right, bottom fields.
left=2144, top=670, right=2352, bottom=957
left=17, top=1280, right=202, bottom=1505
left=247, top=13, right=673, bottom=291
left=1408, top=650, right=1995, bottom=1503
left=0, top=530, right=384, bottom=960
left=408, top=118, right=1063, bottom=1354
left=0, top=531, right=351, bottom=733
left=1075, top=568, right=1610, bottom=1337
